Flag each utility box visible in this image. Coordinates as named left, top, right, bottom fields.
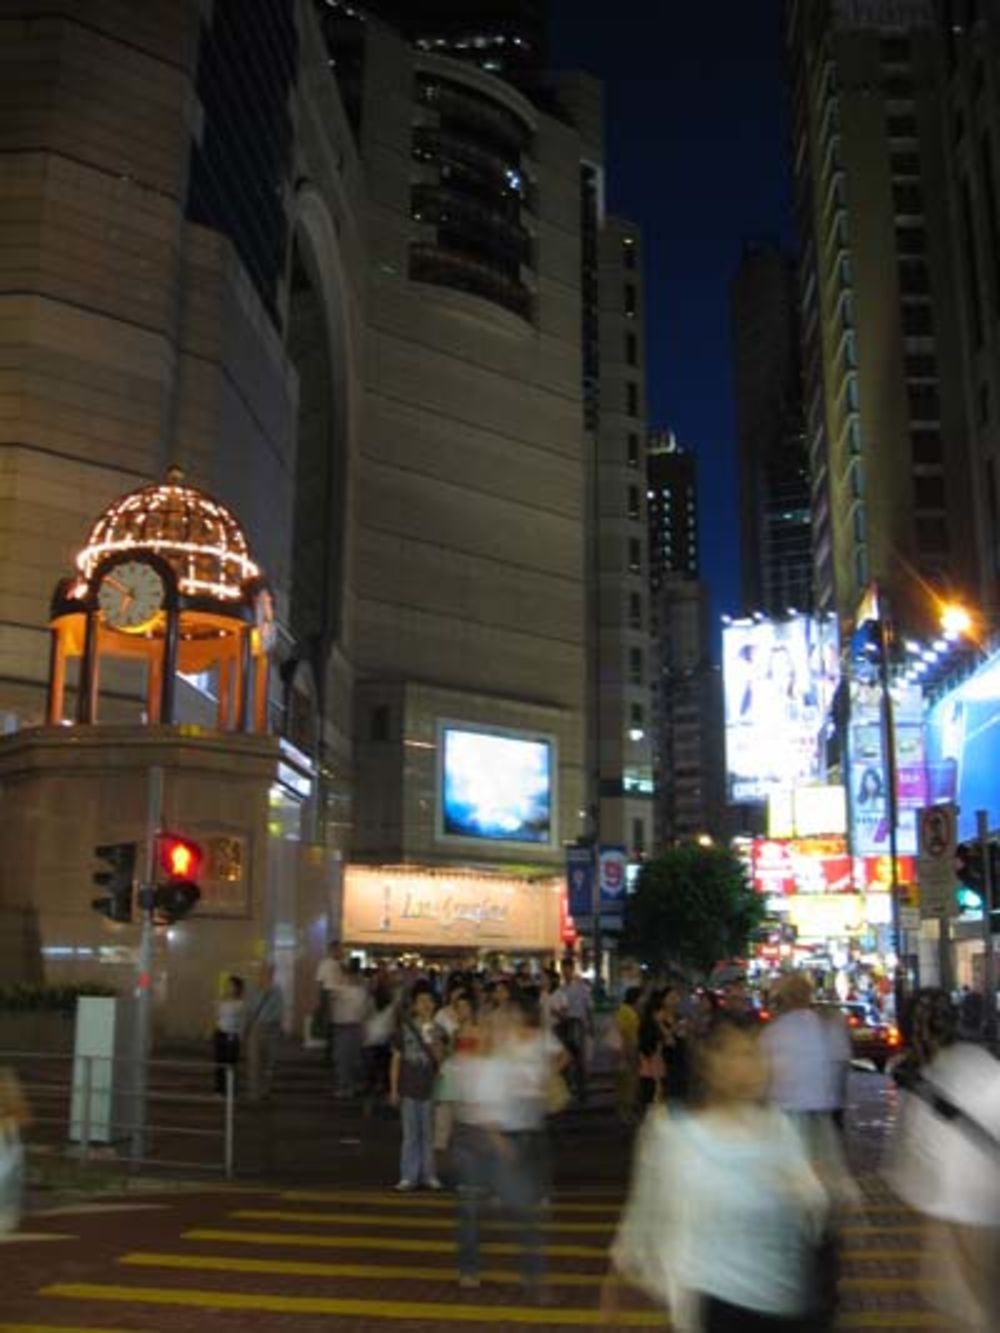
left=69, top=995, right=133, bottom=1145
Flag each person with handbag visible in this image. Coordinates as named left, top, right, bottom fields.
left=0, top=1066, right=30, bottom=1235
left=884, top=988, right=1000, bottom=1331
left=389, top=982, right=442, bottom=1191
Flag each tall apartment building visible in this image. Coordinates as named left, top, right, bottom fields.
left=646, top=432, right=723, bottom=844
left=786, top=0, right=978, bottom=630
left=730, top=241, right=813, bottom=616
left=934, top=2, right=1000, bottom=613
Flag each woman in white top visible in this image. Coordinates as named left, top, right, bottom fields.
left=213, top=975, right=245, bottom=1097
left=607, top=1015, right=828, bottom=1331
left=884, top=988, right=1000, bottom=1331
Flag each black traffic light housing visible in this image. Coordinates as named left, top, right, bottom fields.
left=92, top=842, right=137, bottom=922
left=954, top=841, right=1000, bottom=930
left=150, top=833, right=202, bottom=924
left=955, top=841, right=984, bottom=893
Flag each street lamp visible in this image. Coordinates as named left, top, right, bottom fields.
left=940, top=602, right=973, bottom=641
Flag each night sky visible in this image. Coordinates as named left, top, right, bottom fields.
left=549, top=0, right=794, bottom=647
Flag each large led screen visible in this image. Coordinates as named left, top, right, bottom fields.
left=927, top=654, right=1000, bottom=841
left=439, top=725, right=554, bottom=845
left=723, top=615, right=840, bottom=804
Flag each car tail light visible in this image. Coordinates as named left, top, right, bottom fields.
left=759, top=1009, right=771, bottom=1022
left=887, top=1026, right=901, bottom=1046
left=848, top=1015, right=860, bottom=1027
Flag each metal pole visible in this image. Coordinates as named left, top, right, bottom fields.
left=879, top=613, right=905, bottom=1021
left=131, top=764, right=163, bottom=1167
left=81, top=1055, right=92, bottom=1162
left=938, top=910, right=952, bottom=995
left=591, top=845, right=601, bottom=988
left=977, top=809, right=996, bottom=1044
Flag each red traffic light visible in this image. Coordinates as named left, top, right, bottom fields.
left=158, top=834, right=202, bottom=881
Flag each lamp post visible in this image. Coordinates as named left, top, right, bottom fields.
left=876, top=607, right=907, bottom=1023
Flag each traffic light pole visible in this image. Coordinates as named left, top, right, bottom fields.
left=977, top=809, right=996, bottom=1045
left=130, top=764, right=162, bottom=1168
left=878, top=610, right=906, bottom=1022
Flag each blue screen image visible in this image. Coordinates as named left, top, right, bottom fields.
left=442, top=728, right=552, bottom=843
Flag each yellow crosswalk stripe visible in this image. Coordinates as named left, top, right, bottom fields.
left=41, top=1281, right=664, bottom=1326
left=122, top=1251, right=931, bottom=1294
left=842, top=1250, right=924, bottom=1262
left=0, top=1326, right=148, bottom=1333
left=121, top=1251, right=609, bottom=1288
left=840, top=1226, right=924, bottom=1237
left=231, top=1207, right=612, bottom=1234
left=280, top=1189, right=622, bottom=1215
left=183, top=1227, right=608, bottom=1258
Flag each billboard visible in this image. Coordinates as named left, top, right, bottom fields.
left=848, top=681, right=925, bottom=856
left=723, top=615, right=840, bottom=804
left=438, top=724, right=555, bottom=846
left=752, top=837, right=852, bottom=898
left=927, top=652, right=1000, bottom=841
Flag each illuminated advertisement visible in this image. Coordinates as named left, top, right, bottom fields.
left=438, top=724, right=555, bottom=845
left=927, top=652, right=1000, bottom=840
left=752, top=837, right=852, bottom=897
left=768, top=785, right=847, bottom=838
left=848, top=681, right=925, bottom=856
left=344, top=866, right=561, bottom=950
left=723, top=615, right=840, bottom=804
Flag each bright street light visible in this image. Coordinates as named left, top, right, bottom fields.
left=940, top=603, right=973, bottom=640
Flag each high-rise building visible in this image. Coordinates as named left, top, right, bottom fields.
left=645, top=431, right=724, bottom=844
left=647, top=430, right=698, bottom=589
left=933, top=2, right=1000, bottom=614
left=730, top=241, right=812, bottom=616
left=786, top=0, right=978, bottom=629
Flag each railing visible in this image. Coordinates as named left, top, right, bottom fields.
left=1, top=1049, right=235, bottom=1179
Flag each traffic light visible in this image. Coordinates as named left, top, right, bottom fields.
left=955, top=841, right=984, bottom=894
left=151, top=833, right=202, bottom=923
left=92, top=841, right=137, bottom=922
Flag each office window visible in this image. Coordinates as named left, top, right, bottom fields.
left=883, top=74, right=915, bottom=99
left=895, top=225, right=926, bottom=255
left=625, top=331, right=638, bottom=365
left=628, top=537, right=642, bottom=572
left=624, top=283, right=637, bottom=317
left=912, top=429, right=943, bottom=464
left=890, top=151, right=920, bottom=178
left=627, top=432, right=639, bottom=467
left=623, top=238, right=636, bottom=269
left=630, top=702, right=644, bottom=728
left=629, top=647, right=643, bottom=685
left=628, top=485, right=640, bottom=519
left=907, top=383, right=940, bottom=420
left=914, top=475, right=946, bottom=509
left=370, top=705, right=390, bottom=741
left=627, top=381, right=639, bottom=417
left=629, top=592, right=642, bottom=629
left=893, top=182, right=924, bottom=215
left=916, top=516, right=949, bottom=551
left=904, top=353, right=937, bottom=378
left=902, top=303, right=934, bottom=336
left=880, top=36, right=911, bottom=63
left=886, top=113, right=917, bottom=139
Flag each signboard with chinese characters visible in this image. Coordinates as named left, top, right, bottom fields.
left=193, top=834, right=250, bottom=918
left=752, top=837, right=852, bottom=898
left=598, top=845, right=627, bottom=915
left=848, top=680, right=925, bottom=856
left=342, top=866, right=561, bottom=951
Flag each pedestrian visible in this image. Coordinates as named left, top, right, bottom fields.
left=662, top=986, right=692, bottom=1104
left=606, top=1015, right=828, bottom=1331
left=389, top=981, right=442, bottom=1191
left=245, top=962, right=284, bottom=1103
left=884, top=988, right=1000, bottom=1331
left=330, top=956, right=371, bottom=1098
left=451, top=992, right=556, bottom=1293
left=614, top=986, right=641, bottom=1122
left=212, top=974, right=244, bottom=1097
left=761, top=972, right=854, bottom=1329
left=0, top=1066, right=30, bottom=1235
left=550, top=959, right=593, bottom=1103
left=637, top=989, right=669, bottom=1110
left=315, top=939, right=343, bottom=1063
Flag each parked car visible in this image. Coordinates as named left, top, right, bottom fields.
left=817, top=1000, right=900, bottom=1072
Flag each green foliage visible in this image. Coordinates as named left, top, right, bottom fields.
left=620, top=844, right=766, bottom=978
left=0, top=983, right=115, bottom=1014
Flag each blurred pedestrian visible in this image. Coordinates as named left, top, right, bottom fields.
left=315, top=940, right=343, bottom=1063
left=615, top=986, right=641, bottom=1122
left=451, top=993, right=557, bottom=1293
left=550, top=959, right=593, bottom=1103
left=245, top=962, right=284, bottom=1103
left=637, top=989, right=669, bottom=1111
left=331, top=956, right=371, bottom=1098
left=390, top=982, right=442, bottom=1191
left=0, top=1067, right=30, bottom=1235
left=606, top=1015, right=828, bottom=1331
left=212, top=974, right=244, bottom=1097
left=885, top=988, right=1000, bottom=1331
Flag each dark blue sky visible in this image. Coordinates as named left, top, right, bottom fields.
left=549, top=0, right=794, bottom=639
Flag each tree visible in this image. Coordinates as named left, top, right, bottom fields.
left=620, top=843, right=765, bottom=979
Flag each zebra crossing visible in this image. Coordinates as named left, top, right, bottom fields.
left=17, top=1180, right=949, bottom=1331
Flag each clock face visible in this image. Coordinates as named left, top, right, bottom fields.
left=97, top=560, right=166, bottom=632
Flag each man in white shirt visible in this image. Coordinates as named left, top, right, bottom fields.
left=550, top=960, right=593, bottom=1104
left=330, top=957, right=372, bottom=1098
left=315, top=940, right=343, bottom=1067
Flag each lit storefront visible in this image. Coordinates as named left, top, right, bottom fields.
left=342, top=865, right=562, bottom=963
